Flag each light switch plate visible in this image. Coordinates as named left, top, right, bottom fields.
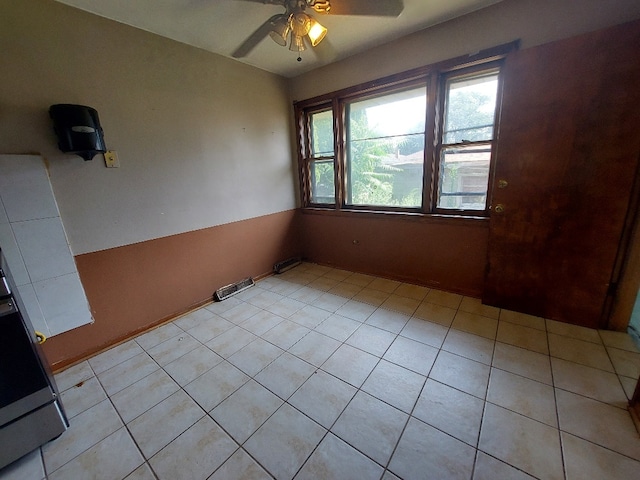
left=104, top=150, right=119, bottom=168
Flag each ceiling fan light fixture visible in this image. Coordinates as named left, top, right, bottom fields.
left=268, top=16, right=290, bottom=46
left=307, top=17, right=327, bottom=47
left=289, top=33, right=306, bottom=52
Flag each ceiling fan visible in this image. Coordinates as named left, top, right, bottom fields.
left=232, top=0, right=404, bottom=61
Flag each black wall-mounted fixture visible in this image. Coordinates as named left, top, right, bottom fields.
left=49, top=104, right=106, bottom=161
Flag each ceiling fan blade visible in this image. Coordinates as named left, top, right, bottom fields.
left=232, top=14, right=283, bottom=58
left=321, top=0, right=404, bottom=17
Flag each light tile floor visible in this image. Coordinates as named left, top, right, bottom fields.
left=2, top=262, right=640, bottom=479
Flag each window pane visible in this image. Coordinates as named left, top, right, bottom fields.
left=310, top=110, right=334, bottom=157
left=437, top=144, right=491, bottom=210
left=310, top=160, right=335, bottom=204
left=443, top=72, right=498, bottom=144
left=347, top=87, right=426, bottom=207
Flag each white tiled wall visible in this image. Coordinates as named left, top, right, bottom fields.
left=0, top=154, right=92, bottom=336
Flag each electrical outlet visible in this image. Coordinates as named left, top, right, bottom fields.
left=104, top=150, right=120, bottom=168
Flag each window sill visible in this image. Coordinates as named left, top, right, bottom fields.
left=299, top=206, right=490, bottom=227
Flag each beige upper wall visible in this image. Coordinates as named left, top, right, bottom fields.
left=288, top=0, right=640, bottom=101
left=0, top=0, right=296, bottom=255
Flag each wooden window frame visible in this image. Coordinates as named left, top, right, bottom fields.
left=294, top=41, right=518, bottom=218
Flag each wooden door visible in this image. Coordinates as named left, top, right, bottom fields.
left=483, top=20, right=640, bottom=329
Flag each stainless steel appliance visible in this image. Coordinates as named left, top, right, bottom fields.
left=0, top=248, right=68, bottom=469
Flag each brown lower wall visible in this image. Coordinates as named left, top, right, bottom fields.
left=300, top=210, right=489, bottom=296
left=43, top=209, right=301, bottom=370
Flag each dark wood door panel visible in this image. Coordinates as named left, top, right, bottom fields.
left=483, top=20, right=640, bottom=328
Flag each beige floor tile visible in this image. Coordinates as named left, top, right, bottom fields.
left=59, top=375, right=106, bottom=419
left=361, top=360, right=426, bottom=413
left=332, top=391, right=407, bottom=466
left=128, top=390, right=205, bottom=458
left=97, top=352, right=159, bottom=396
left=380, top=294, right=421, bottom=316
left=352, top=287, right=391, bottom=307
left=211, top=380, right=283, bottom=444
left=289, top=370, right=357, bottom=429
left=620, top=375, right=638, bottom=400
left=255, top=352, right=316, bottom=400
left=238, top=310, right=284, bottom=336
left=0, top=449, right=45, bottom=480
left=309, top=276, right=341, bottom=292
left=218, top=302, right=263, bottom=324
left=479, top=403, right=564, bottom=480
left=343, top=272, right=376, bottom=287
left=204, top=297, right=242, bottom=315
left=562, top=432, right=640, bottom=480
left=414, top=378, right=484, bottom=446
left=296, top=434, right=384, bottom=480
left=125, top=463, right=156, bottom=480
left=146, top=332, right=201, bottom=367
left=184, top=314, right=235, bottom=343
left=492, top=342, right=552, bottom=385
left=163, top=344, right=222, bottom=386
left=245, top=404, right=326, bottom=480
left=209, top=449, right=272, bottom=480
left=496, top=322, right=549, bottom=355
left=365, top=308, right=410, bottom=334
left=599, top=330, right=640, bottom=352
left=43, top=399, right=123, bottom=473
left=322, top=343, right=379, bottom=387
left=500, top=310, right=545, bottom=331
left=608, top=346, right=640, bottom=379
left=315, top=313, right=361, bottom=342
left=389, top=417, right=475, bottom=480
left=400, top=317, right=448, bottom=348
left=429, top=350, right=490, bottom=398
left=88, top=340, right=144, bottom=374
left=289, top=304, right=331, bottom=328
left=314, top=292, right=349, bottom=312
left=227, top=338, right=284, bottom=377
left=383, top=335, right=439, bottom=376
left=245, top=289, right=284, bottom=309
left=394, top=282, right=429, bottom=301
left=287, top=285, right=323, bottom=304
left=451, top=311, right=498, bottom=339
left=413, top=301, right=457, bottom=326
left=368, top=277, right=401, bottom=293
left=288, top=331, right=341, bottom=366
left=48, top=428, right=143, bottom=480
left=425, top=289, right=463, bottom=309
left=265, top=297, right=306, bottom=318
left=346, top=324, right=396, bottom=357
left=442, top=329, right=495, bottom=365
left=323, top=268, right=354, bottom=281
left=556, top=389, right=640, bottom=461
left=551, top=357, right=628, bottom=407
left=183, top=361, right=249, bottom=412
left=135, top=322, right=183, bottom=351
left=548, top=333, right=614, bottom=372
left=487, top=368, right=557, bottom=427
left=111, top=369, right=180, bottom=423
left=327, top=281, right=363, bottom=299
left=459, top=297, right=500, bottom=320
left=335, top=299, right=377, bottom=322
left=54, top=360, right=94, bottom=392
left=473, top=452, right=535, bottom=479
left=260, top=319, right=310, bottom=349
left=205, top=326, right=257, bottom=358
left=172, top=307, right=215, bottom=331
left=546, top=319, right=601, bottom=343
left=149, top=416, right=236, bottom=480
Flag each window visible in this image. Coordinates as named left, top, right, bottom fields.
left=295, top=44, right=513, bottom=217
left=346, top=86, right=426, bottom=208
left=306, top=108, right=335, bottom=204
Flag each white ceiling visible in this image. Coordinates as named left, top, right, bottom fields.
left=54, top=0, right=504, bottom=78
